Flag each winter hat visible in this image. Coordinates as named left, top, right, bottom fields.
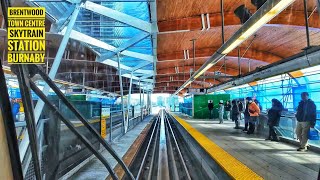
left=219, top=100, right=224, bottom=104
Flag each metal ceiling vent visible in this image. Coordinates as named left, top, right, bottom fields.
left=234, top=5, right=252, bottom=24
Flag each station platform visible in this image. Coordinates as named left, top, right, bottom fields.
left=172, top=113, right=320, bottom=180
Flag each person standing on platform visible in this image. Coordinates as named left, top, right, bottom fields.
left=247, top=99, right=261, bottom=134
left=238, top=101, right=244, bottom=120
left=266, top=99, right=283, bottom=141
left=219, top=100, right=224, bottom=124
left=232, top=100, right=240, bottom=129
left=208, top=100, right=214, bottom=119
left=295, top=92, right=317, bottom=152
left=243, top=97, right=251, bottom=132
left=225, top=101, right=232, bottom=121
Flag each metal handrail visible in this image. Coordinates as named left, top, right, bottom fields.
left=33, top=65, right=135, bottom=179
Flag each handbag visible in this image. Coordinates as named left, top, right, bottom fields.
left=308, top=128, right=320, bottom=140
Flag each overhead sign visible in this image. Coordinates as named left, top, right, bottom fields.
left=7, top=7, right=46, bottom=64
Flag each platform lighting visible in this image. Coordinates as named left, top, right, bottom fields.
left=234, top=5, right=252, bottom=24
left=222, top=0, right=295, bottom=54
left=251, top=0, right=268, bottom=9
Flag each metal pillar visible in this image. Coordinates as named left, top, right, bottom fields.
left=303, top=0, right=310, bottom=48
left=125, top=71, right=133, bottom=133
left=0, top=61, right=23, bottom=180
left=139, top=80, right=142, bottom=120
left=19, top=4, right=81, bottom=160
left=238, top=48, right=241, bottom=76
left=142, top=89, right=145, bottom=119
left=15, top=65, right=41, bottom=180
left=117, top=53, right=126, bottom=135
left=221, top=0, right=225, bottom=44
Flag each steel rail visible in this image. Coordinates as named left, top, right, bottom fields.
left=164, top=112, right=192, bottom=180
left=136, top=113, right=160, bottom=179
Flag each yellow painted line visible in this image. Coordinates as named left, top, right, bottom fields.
left=172, top=114, right=263, bottom=180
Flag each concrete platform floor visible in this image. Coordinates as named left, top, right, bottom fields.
left=175, top=113, right=320, bottom=180
left=69, top=115, right=153, bottom=180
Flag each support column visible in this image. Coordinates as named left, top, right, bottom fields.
left=139, top=80, right=142, bottom=120
left=125, top=71, right=133, bottom=133
left=142, top=89, right=145, bottom=119
left=117, top=53, right=125, bottom=135
left=19, top=4, right=81, bottom=161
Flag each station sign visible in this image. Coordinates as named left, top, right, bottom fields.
left=7, top=7, right=46, bottom=64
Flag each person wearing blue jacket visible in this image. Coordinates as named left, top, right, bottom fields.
left=266, top=99, right=283, bottom=141
left=295, top=92, right=317, bottom=152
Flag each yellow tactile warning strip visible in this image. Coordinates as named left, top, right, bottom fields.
left=172, top=114, right=264, bottom=180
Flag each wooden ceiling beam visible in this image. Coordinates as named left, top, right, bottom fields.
left=157, top=65, right=240, bottom=76
left=158, top=11, right=320, bottom=32
left=158, top=46, right=282, bottom=64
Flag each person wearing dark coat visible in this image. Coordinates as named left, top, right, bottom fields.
left=238, top=101, right=244, bottom=120
left=208, top=100, right=214, bottom=119
left=232, top=100, right=240, bottom=129
left=266, top=99, right=283, bottom=141
left=295, top=92, right=317, bottom=151
left=243, top=97, right=251, bottom=132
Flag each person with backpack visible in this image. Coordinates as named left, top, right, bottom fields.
left=266, top=99, right=283, bottom=141
left=295, top=92, right=317, bottom=151
left=232, top=100, right=240, bottom=129
left=247, top=99, right=261, bottom=134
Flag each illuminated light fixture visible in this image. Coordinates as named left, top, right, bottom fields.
left=251, top=0, right=268, bottom=9
left=194, top=64, right=213, bottom=79
left=182, top=81, right=192, bottom=88
left=234, top=5, right=252, bottom=24
left=222, top=0, right=295, bottom=54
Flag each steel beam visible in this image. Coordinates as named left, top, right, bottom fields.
left=84, top=1, right=152, bottom=33
left=131, top=61, right=152, bottom=72
left=62, top=30, right=153, bottom=62
left=117, top=53, right=126, bottom=135
left=19, top=4, right=81, bottom=162
left=15, top=65, right=41, bottom=180
left=125, top=72, right=133, bottom=133
left=99, top=32, right=150, bottom=60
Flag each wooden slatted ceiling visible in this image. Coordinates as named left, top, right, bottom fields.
left=157, top=0, right=318, bottom=21
left=156, top=0, right=320, bottom=94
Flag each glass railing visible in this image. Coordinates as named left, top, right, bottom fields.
left=259, top=112, right=320, bottom=148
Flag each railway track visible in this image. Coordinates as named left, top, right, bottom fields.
left=127, top=109, right=209, bottom=180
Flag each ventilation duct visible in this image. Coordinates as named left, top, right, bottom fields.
left=251, top=0, right=267, bottom=10
left=234, top=5, right=252, bottom=24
